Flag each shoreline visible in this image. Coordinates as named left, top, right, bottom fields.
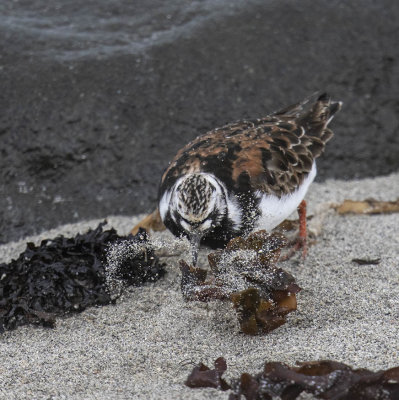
left=1, top=172, right=399, bottom=399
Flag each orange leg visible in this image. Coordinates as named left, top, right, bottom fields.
left=280, top=199, right=308, bottom=261
left=295, top=199, right=308, bottom=258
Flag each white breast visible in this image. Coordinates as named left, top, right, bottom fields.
left=254, top=162, right=317, bottom=231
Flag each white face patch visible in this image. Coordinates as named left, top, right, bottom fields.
left=201, top=219, right=212, bottom=231
left=179, top=217, right=212, bottom=234
left=159, top=189, right=172, bottom=222
left=180, top=220, right=191, bottom=232
left=254, top=162, right=317, bottom=231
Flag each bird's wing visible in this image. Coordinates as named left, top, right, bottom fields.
left=160, top=95, right=341, bottom=197
left=161, top=118, right=312, bottom=197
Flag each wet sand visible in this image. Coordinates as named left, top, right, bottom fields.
left=1, top=172, right=399, bottom=399
left=2, top=0, right=399, bottom=244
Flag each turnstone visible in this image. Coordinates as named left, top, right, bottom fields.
left=159, top=93, right=342, bottom=264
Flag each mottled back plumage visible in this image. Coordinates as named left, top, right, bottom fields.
left=160, top=93, right=340, bottom=198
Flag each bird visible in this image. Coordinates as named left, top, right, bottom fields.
left=158, top=93, right=342, bottom=265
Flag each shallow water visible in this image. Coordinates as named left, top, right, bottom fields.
left=0, top=0, right=250, bottom=60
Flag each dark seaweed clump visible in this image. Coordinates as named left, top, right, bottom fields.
left=186, top=357, right=399, bottom=400
left=0, top=223, right=165, bottom=332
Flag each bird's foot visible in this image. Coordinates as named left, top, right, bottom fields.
left=279, top=236, right=307, bottom=261
left=280, top=200, right=308, bottom=261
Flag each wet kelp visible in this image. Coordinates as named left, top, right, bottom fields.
left=186, top=357, right=399, bottom=400
left=0, top=223, right=165, bottom=332
left=185, top=357, right=230, bottom=391
left=180, top=231, right=301, bottom=335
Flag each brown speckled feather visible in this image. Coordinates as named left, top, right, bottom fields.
left=161, top=94, right=341, bottom=198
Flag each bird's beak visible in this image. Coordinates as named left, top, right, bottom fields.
left=190, top=232, right=202, bottom=266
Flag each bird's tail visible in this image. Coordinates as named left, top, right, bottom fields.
left=302, top=92, right=342, bottom=130
left=303, top=93, right=342, bottom=144
left=275, top=92, right=342, bottom=143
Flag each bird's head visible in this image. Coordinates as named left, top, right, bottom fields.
left=169, top=173, right=226, bottom=265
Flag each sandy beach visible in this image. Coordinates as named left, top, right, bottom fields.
left=1, top=172, right=399, bottom=400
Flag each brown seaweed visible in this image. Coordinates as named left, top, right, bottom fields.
left=185, top=357, right=399, bottom=400
left=230, top=286, right=300, bottom=335
left=0, top=223, right=165, bottom=332
left=180, top=231, right=301, bottom=335
left=185, top=357, right=230, bottom=391
left=335, top=198, right=399, bottom=215
left=230, top=360, right=399, bottom=400
left=276, top=215, right=313, bottom=233
left=180, top=260, right=226, bottom=301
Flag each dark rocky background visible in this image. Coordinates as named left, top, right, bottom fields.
left=1, top=0, right=398, bottom=244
